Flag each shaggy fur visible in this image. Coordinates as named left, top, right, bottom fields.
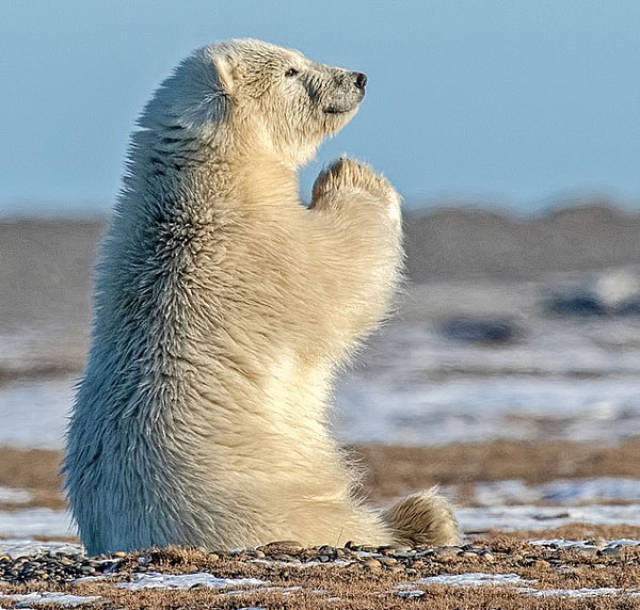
left=64, top=39, right=459, bottom=555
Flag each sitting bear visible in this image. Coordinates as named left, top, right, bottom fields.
left=64, top=39, right=459, bottom=555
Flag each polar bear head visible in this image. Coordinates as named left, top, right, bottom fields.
left=140, top=39, right=367, bottom=167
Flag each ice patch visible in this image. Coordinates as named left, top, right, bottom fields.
left=528, top=538, right=640, bottom=549
left=471, top=477, right=640, bottom=506
left=6, top=320, right=640, bottom=449
left=0, top=377, right=74, bottom=449
left=0, top=538, right=83, bottom=558
left=395, top=589, right=426, bottom=598
left=0, top=592, right=100, bottom=607
left=0, top=487, right=31, bottom=504
left=521, top=587, right=640, bottom=598
left=459, top=503, right=640, bottom=532
left=117, top=572, right=268, bottom=591
left=336, top=374, right=640, bottom=446
left=0, top=509, right=76, bottom=538
left=540, top=477, right=640, bottom=502
left=411, top=573, right=530, bottom=587
left=395, top=572, right=530, bottom=596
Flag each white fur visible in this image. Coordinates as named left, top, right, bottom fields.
left=64, top=39, right=458, bottom=555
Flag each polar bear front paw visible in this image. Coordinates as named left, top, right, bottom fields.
left=311, top=157, right=401, bottom=223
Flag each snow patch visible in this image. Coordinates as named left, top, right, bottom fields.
left=471, top=477, right=640, bottom=506
left=0, top=538, right=83, bottom=558
left=6, top=320, right=640, bottom=449
left=0, top=509, right=76, bottom=538
left=0, top=592, right=100, bottom=607
left=395, top=572, right=531, bottom=596
left=412, top=573, right=530, bottom=587
left=117, top=572, right=268, bottom=591
left=0, top=377, right=74, bottom=449
left=521, top=587, right=640, bottom=598
left=528, top=538, right=640, bottom=549
left=0, top=487, right=31, bottom=504
left=459, top=503, right=640, bottom=532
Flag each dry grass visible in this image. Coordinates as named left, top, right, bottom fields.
left=355, top=438, right=640, bottom=502
left=1, top=439, right=640, bottom=511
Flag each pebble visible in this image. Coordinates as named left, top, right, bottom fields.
left=433, top=547, right=461, bottom=562
left=363, top=558, right=382, bottom=571
left=258, top=541, right=304, bottom=555
left=1, top=540, right=637, bottom=585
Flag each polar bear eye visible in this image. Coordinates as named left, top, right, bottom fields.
left=284, top=68, right=299, bottom=78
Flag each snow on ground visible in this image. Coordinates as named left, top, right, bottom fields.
left=2, top=502, right=640, bottom=541
left=0, top=508, right=75, bottom=538
left=455, top=477, right=640, bottom=507
left=403, top=573, right=530, bottom=587
left=3, top=373, right=640, bottom=449
left=336, top=375, right=640, bottom=446
left=0, top=487, right=31, bottom=504
left=117, top=572, right=268, bottom=591
left=527, top=538, right=640, bottom=549
left=0, top=376, right=74, bottom=449
left=4, top=317, right=640, bottom=448
left=0, top=539, right=83, bottom=558
left=0, top=592, right=101, bottom=607
left=458, top=503, right=640, bottom=532
left=395, top=577, right=640, bottom=599
left=522, top=588, right=640, bottom=598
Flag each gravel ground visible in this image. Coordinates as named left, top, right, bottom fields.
left=1, top=540, right=639, bottom=609
left=0, top=441, right=639, bottom=607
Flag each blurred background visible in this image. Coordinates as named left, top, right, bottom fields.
left=2, top=1, right=640, bottom=537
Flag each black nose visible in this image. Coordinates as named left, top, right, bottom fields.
left=353, top=72, right=367, bottom=90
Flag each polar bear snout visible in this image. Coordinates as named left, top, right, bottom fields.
left=323, top=71, right=367, bottom=115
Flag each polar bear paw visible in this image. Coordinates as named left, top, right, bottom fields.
left=383, top=488, right=460, bottom=547
left=311, top=157, right=401, bottom=221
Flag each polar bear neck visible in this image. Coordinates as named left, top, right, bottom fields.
left=124, top=122, right=301, bottom=217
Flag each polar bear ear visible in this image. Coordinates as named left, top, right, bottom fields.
left=213, top=53, right=235, bottom=94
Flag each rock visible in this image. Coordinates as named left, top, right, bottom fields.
left=600, top=546, right=623, bottom=558
left=545, top=287, right=606, bottom=317
left=433, top=547, right=461, bottom=562
left=545, top=269, right=640, bottom=317
left=363, top=558, right=382, bottom=571
left=440, top=316, right=521, bottom=344
left=259, top=540, right=303, bottom=554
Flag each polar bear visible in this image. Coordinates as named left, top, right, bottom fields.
left=64, top=39, right=458, bottom=555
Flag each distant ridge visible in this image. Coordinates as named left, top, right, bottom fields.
left=404, top=203, right=640, bottom=281
left=3, top=205, right=640, bottom=304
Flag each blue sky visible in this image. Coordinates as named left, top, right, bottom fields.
left=2, top=0, right=639, bottom=215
